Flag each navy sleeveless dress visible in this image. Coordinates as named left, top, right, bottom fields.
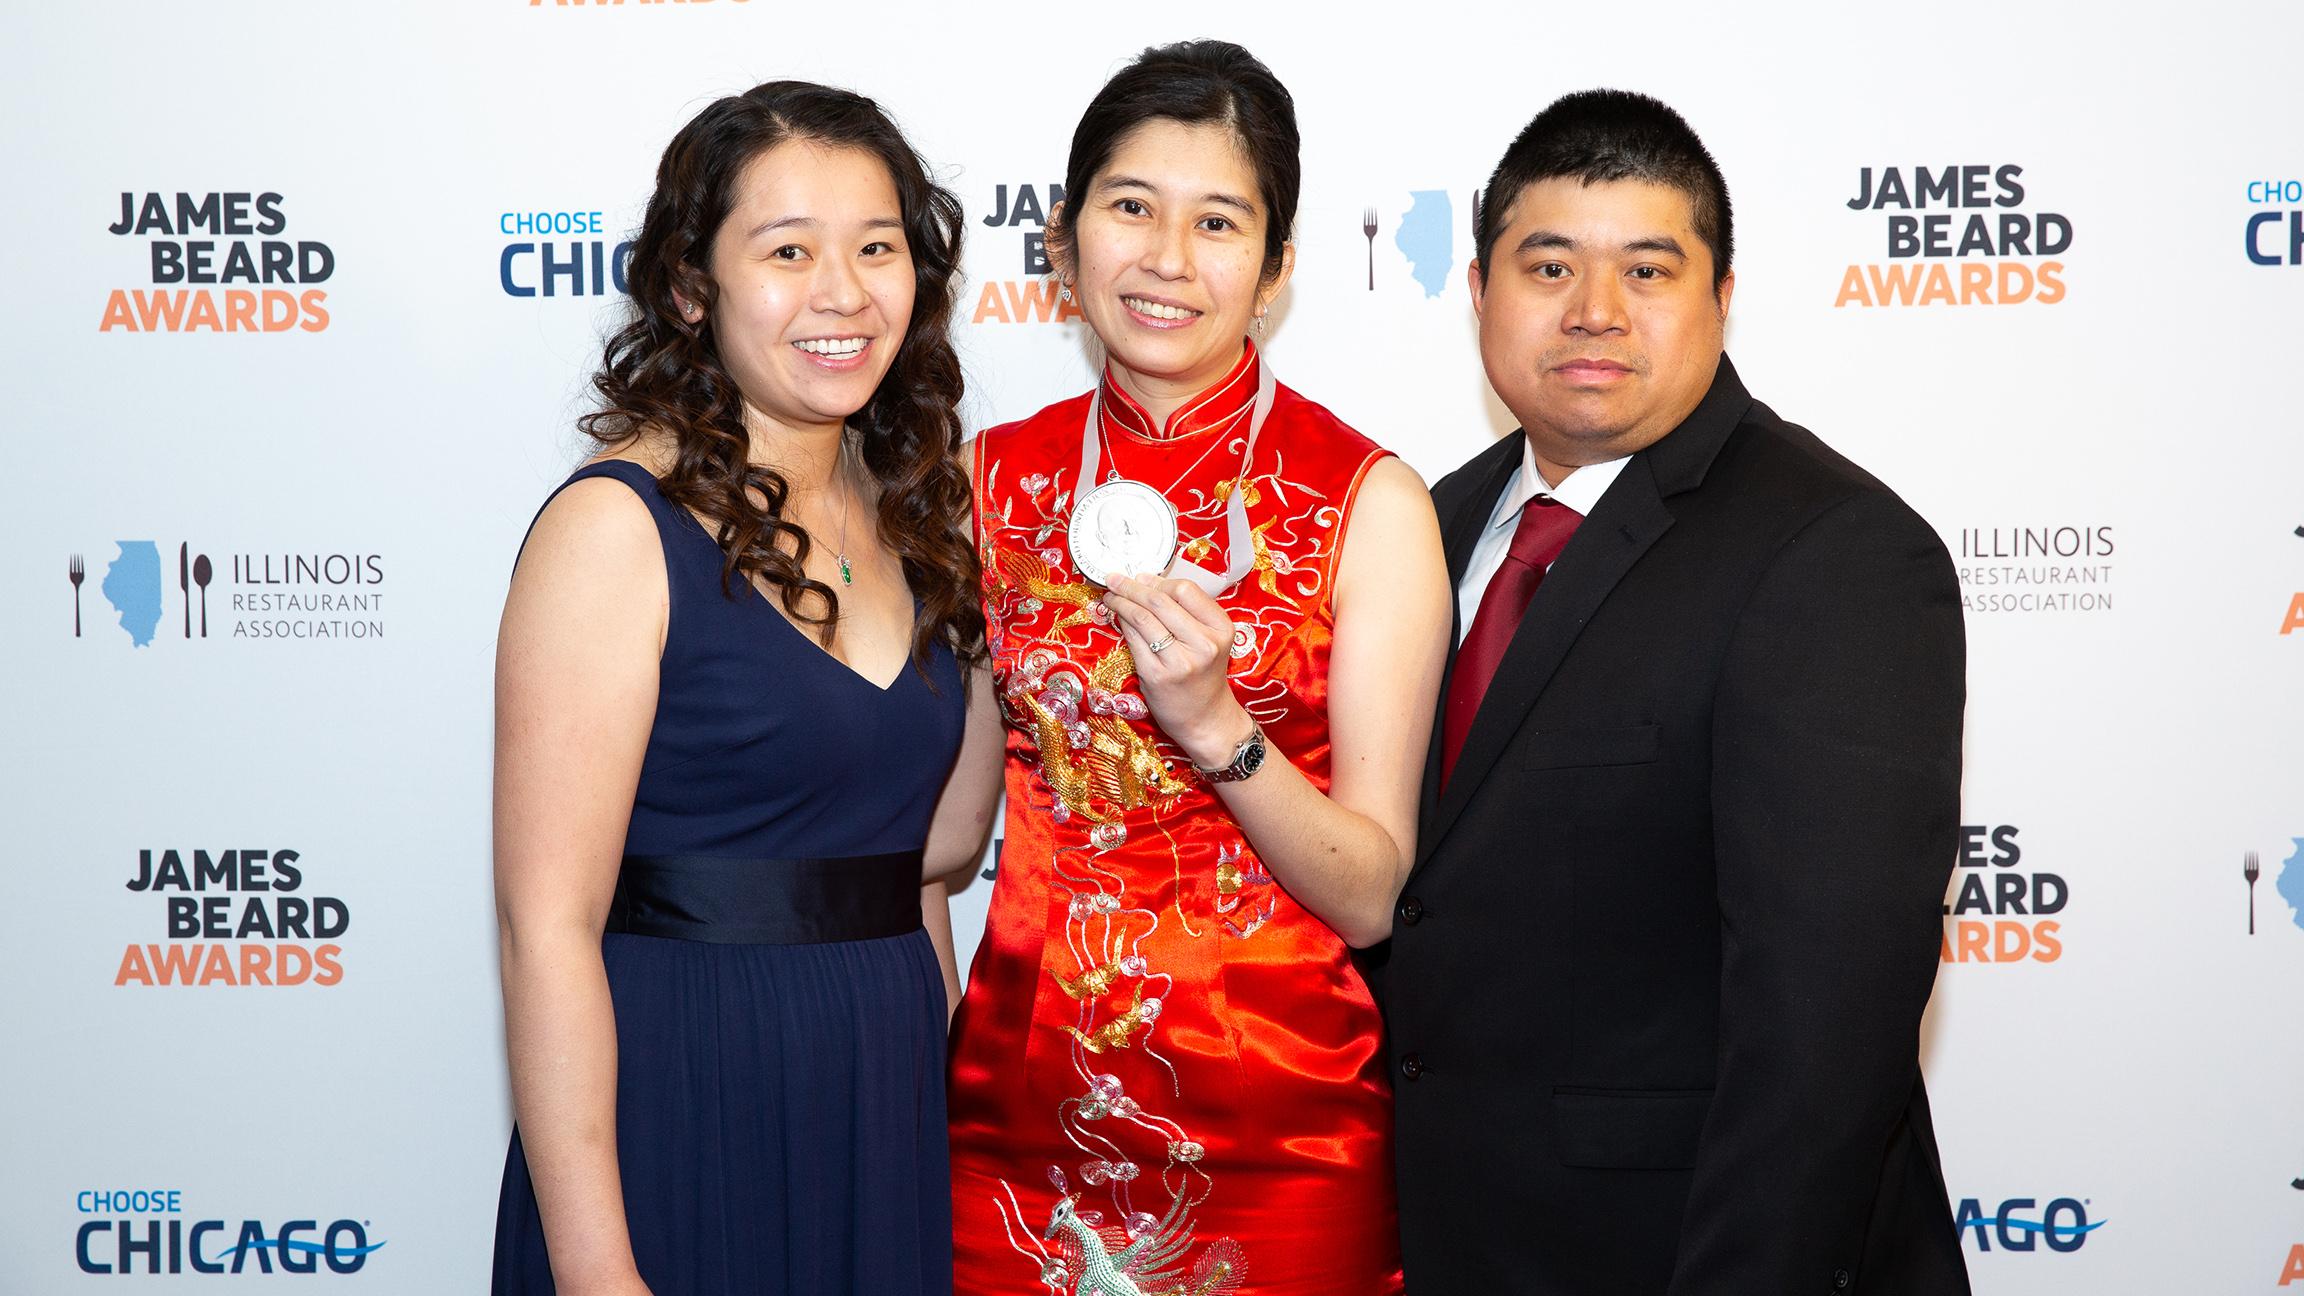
left=492, top=460, right=963, bottom=1294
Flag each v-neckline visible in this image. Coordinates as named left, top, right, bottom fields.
left=667, top=503, right=916, bottom=693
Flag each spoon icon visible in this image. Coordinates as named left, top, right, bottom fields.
left=192, top=553, right=212, bottom=637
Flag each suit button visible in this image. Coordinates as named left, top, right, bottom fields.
left=1832, top=1269, right=1851, bottom=1290
left=1399, top=1053, right=1425, bottom=1081
left=1398, top=896, right=1425, bottom=925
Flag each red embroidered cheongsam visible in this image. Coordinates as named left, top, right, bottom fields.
left=948, top=343, right=1405, bottom=1295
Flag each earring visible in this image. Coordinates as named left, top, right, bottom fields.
left=1253, top=312, right=1267, bottom=338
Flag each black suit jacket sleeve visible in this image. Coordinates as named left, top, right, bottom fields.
left=1667, top=490, right=1965, bottom=1295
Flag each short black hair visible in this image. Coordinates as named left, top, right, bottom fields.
left=1474, top=89, right=1732, bottom=286
left=1050, top=40, right=1300, bottom=284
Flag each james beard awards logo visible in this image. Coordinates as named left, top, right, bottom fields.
left=1954, top=523, right=2114, bottom=616
left=2246, top=176, right=2303, bottom=266
left=1835, top=164, right=2071, bottom=308
left=112, top=847, right=353, bottom=987
left=75, top=1188, right=383, bottom=1275
left=1954, top=1194, right=2103, bottom=1254
left=1942, top=824, right=2066, bottom=964
left=498, top=206, right=633, bottom=298
left=67, top=541, right=385, bottom=645
left=972, top=182, right=1082, bottom=325
left=101, top=192, right=333, bottom=333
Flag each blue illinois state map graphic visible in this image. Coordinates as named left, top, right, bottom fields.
left=1396, top=191, right=1453, bottom=299
left=2278, top=839, right=2304, bottom=933
left=100, top=541, right=162, bottom=647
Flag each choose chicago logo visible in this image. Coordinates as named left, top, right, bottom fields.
left=113, top=847, right=353, bottom=988
left=67, top=542, right=385, bottom=646
left=2245, top=176, right=2303, bottom=266
left=1953, top=523, right=2114, bottom=615
left=1954, top=1194, right=2102, bottom=1253
left=1942, top=824, right=2066, bottom=964
left=1835, top=164, right=2070, bottom=308
left=75, top=1188, right=383, bottom=1275
left=971, top=182, right=1081, bottom=325
left=499, top=206, right=633, bottom=298
left=101, top=192, right=333, bottom=333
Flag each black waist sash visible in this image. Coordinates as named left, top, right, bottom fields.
left=605, top=851, right=924, bottom=945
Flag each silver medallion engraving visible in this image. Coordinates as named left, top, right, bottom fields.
left=1067, top=479, right=1178, bottom=587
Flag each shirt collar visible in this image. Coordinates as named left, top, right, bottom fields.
left=1097, top=340, right=1260, bottom=445
left=1487, top=433, right=1630, bottom=533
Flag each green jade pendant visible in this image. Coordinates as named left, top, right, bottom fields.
left=838, top=553, right=852, bottom=586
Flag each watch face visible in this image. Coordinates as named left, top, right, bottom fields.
left=1068, top=479, right=1178, bottom=587
left=1237, top=735, right=1267, bottom=777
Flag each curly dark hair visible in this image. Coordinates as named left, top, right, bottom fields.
left=582, top=80, right=983, bottom=671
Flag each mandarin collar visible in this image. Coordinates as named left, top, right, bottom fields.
left=1096, top=340, right=1261, bottom=445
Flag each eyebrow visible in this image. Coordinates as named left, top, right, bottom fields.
left=1513, top=230, right=1688, bottom=260
left=1098, top=175, right=1258, bottom=216
left=746, top=214, right=904, bottom=239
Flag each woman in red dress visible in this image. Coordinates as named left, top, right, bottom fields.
left=947, top=41, right=1450, bottom=1295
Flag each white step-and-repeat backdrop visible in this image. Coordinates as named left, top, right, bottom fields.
left=5, top=1, right=2300, bottom=1291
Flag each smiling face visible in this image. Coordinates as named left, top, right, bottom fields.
left=1059, top=118, right=1291, bottom=414
left=1473, top=176, right=1732, bottom=477
left=702, top=140, right=915, bottom=439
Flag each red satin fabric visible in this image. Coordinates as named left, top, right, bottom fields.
left=949, top=343, right=1405, bottom=1294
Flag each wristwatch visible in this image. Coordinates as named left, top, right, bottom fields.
left=1193, top=725, right=1268, bottom=784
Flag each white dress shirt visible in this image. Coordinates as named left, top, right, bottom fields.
left=1454, top=438, right=1631, bottom=645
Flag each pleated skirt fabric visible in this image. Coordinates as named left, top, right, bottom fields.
left=492, top=928, right=952, bottom=1294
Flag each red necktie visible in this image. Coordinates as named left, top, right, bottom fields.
left=1441, top=495, right=1582, bottom=787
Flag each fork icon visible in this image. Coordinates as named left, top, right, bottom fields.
left=2245, top=851, right=2260, bottom=935
left=68, top=553, right=85, bottom=636
left=1363, top=207, right=1379, bottom=290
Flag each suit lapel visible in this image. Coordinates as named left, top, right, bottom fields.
left=1418, top=435, right=1524, bottom=830
left=1421, top=454, right=1676, bottom=859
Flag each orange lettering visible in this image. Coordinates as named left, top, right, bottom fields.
left=1918, top=264, right=1956, bottom=306
left=184, top=291, right=223, bottom=332
left=275, top=944, right=312, bottom=986
left=1834, top=265, right=1871, bottom=308
left=2280, top=1243, right=2304, bottom=1284
left=135, top=290, right=187, bottom=332
left=1956, top=920, right=1989, bottom=961
left=99, top=289, right=137, bottom=331
left=1992, top=920, right=2031, bottom=961
left=971, top=281, right=1012, bottom=325
left=263, top=290, right=300, bottom=331
left=2281, top=593, right=2304, bottom=635
left=114, top=944, right=152, bottom=986
left=1866, top=264, right=1922, bottom=307
left=2031, top=921, right=2062, bottom=963
left=1998, top=261, right=2035, bottom=303
left=197, top=943, right=236, bottom=985
left=298, top=289, right=329, bottom=332
left=2034, top=261, right=2066, bottom=305
left=224, top=290, right=258, bottom=332
left=237, top=944, right=273, bottom=985
left=153, top=944, right=202, bottom=985
left=314, top=944, right=344, bottom=987
left=1960, top=263, right=1991, bottom=305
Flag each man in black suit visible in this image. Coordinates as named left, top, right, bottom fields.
left=1380, top=90, right=1970, bottom=1295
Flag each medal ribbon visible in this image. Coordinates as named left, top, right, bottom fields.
left=1075, top=359, right=1276, bottom=597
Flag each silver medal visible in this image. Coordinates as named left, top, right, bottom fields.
left=1067, top=479, right=1178, bottom=587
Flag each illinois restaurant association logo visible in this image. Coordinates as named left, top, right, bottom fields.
left=112, top=846, right=354, bottom=988
left=1941, top=824, right=2066, bottom=965
left=2246, top=176, right=2304, bottom=266
left=74, top=1188, right=383, bottom=1275
left=1953, top=523, right=2114, bottom=616
left=1361, top=191, right=1458, bottom=298
left=101, top=191, right=333, bottom=333
left=1834, top=163, right=2071, bottom=307
left=1954, top=1194, right=2103, bottom=1253
left=498, top=206, right=633, bottom=298
left=971, top=181, right=1081, bottom=325
left=66, top=541, right=385, bottom=645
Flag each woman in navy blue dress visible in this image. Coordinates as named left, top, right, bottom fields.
left=491, top=82, right=1002, bottom=1295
